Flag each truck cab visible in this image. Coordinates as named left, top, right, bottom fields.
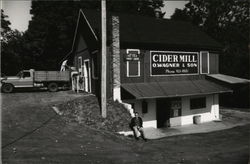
left=1, top=69, right=35, bottom=93
left=15, top=70, right=34, bottom=87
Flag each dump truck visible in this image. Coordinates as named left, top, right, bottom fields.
left=1, top=69, right=71, bottom=93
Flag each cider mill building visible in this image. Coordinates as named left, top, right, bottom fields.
left=66, top=9, right=246, bottom=128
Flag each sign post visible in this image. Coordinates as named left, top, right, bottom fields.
left=101, top=0, right=107, bottom=118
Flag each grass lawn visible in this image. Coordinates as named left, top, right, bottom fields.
left=2, top=91, right=249, bottom=164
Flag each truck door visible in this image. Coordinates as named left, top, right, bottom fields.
left=18, top=71, right=33, bottom=87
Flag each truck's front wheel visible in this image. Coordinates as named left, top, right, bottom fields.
left=2, top=83, right=14, bottom=93
left=48, top=83, right=58, bottom=92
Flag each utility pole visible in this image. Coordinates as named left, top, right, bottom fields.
left=101, top=0, right=107, bottom=118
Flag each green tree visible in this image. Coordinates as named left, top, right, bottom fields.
left=171, top=0, right=249, bottom=79
left=24, top=0, right=165, bottom=71
left=1, top=30, right=26, bottom=75
left=1, top=9, right=11, bottom=44
left=1, top=10, right=31, bottom=75
left=1, top=10, right=24, bottom=75
left=107, top=0, right=165, bottom=17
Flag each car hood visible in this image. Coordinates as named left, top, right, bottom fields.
left=1, top=76, right=19, bottom=82
left=6, top=76, right=20, bottom=79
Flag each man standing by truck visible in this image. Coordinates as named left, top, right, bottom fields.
left=60, top=60, right=69, bottom=71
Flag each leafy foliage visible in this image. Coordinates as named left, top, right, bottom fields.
left=1, top=9, right=11, bottom=44
left=171, top=0, right=249, bottom=79
left=1, top=0, right=164, bottom=75
left=1, top=10, right=26, bottom=75
left=1, top=30, right=26, bottom=75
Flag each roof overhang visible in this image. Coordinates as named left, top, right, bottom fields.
left=121, top=79, right=232, bottom=100
left=207, top=74, right=250, bottom=84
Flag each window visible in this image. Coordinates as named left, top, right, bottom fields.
left=23, top=72, right=31, bottom=78
left=126, top=49, right=140, bottom=77
left=200, top=51, right=209, bottom=74
left=171, top=99, right=181, bottom=117
left=78, top=57, right=82, bottom=68
left=142, top=101, right=148, bottom=114
left=190, top=97, right=206, bottom=109
left=127, top=60, right=140, bottom=77
left=92, top=55, right=98, bottom=79
left=78, top=56, right=83, bottom=75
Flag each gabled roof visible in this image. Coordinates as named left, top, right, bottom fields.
left=71, top=9, right=222, bottom=53
left=73, top=10, right=99, bottom=53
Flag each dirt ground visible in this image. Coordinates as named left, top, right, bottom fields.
left=1, top=91, right=249, bottom=164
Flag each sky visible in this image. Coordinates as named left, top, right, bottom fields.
left=1, top=0, right=32, bottom=32
left=1, top=0, right=188, bottom=32
left=163, top=1, right=188, bottom=19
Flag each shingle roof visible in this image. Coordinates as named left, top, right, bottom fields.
left=79, top=9, right=222, bottom=50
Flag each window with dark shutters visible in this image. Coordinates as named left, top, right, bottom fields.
left=200, top=51, right=209, bottom=74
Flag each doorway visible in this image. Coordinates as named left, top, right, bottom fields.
left=156, top=98, right=171, bottom=128
left=83, top=59, right=91, bottom=92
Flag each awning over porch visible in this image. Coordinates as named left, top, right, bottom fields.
left=207, top=74, right=250, bottom=84
left=121, top=79, right=232, bottom=99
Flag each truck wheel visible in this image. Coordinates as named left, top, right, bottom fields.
left=48, top=83, right=58, bottom=92
left=2, top=83, right=14, bottom=93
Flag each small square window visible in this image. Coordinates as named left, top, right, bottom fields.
left=190, top=97, right=206, bottom=109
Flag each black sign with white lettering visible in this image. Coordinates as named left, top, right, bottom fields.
left=150, top=51, right=199, bottom=76
left=125, top=50, right=140, bottom=61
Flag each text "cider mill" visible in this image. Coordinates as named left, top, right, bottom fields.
left=152, top=54, right=197, bottom=63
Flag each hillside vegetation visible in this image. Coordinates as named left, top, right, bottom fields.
left=58, top=94, right=132, bottom=132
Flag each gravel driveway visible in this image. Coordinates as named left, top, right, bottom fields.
left=2, top=91, right=249, bottom=164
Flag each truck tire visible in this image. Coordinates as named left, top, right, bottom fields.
left=2, top=83, right=14, bottom=93
left=48, top=83, right=58, bottom=92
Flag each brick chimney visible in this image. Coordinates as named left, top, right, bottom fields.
left=111, top=16, right=121, bottom=101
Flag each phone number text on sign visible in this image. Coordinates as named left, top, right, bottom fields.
left=150, top=51, right=199, bottom=76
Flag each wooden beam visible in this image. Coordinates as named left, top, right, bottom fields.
left=101, top=0, right=107, bottom=118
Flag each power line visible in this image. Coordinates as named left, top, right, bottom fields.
left=2, top=113, right=58, bottom=149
